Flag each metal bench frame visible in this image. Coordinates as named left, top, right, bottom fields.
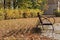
left=37, top=12, right=55, bottom=38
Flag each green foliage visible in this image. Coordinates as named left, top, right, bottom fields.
left=0, top=0, right=47, bottom=20
left=1, top=9, right=43, bottom=19
left=17, top=0, right=32, bottom=9
left=18, top=9, right=44, bottom=18
left=1, top=0, right=47, bottom=10
left=17, top=0, right=47, bottom=10
left=0, top=8, right=43, bottom=20
left=0, top=8, right=5, bottom=20
left=54, top=10, right=60, bottom=17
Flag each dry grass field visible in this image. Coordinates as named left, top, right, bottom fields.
left=0, top=18, right=57, bottom=40
left=0, top=18, right=39, bottom=39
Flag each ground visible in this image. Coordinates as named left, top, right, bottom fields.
left=0, top=17, right=58, bottom=40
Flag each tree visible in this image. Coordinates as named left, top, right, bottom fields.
left=17, top=0, right=48, bottom=10
left=17, top=0, right=32, bottom=9
left=4, top=0, right=11, bottom=9
left=3, top=0, right=48, bottom=10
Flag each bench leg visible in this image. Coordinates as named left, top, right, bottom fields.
left=42, top=25, right=44, bottom=30
left=52, top=25, right=54, bottom=39
left=41, top=25, right=54, bottom=39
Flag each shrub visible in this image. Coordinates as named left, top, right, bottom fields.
left=5, top=9, right=14, bottom=19
left=30, top=9, right=43, bottom=17
left=20, top=9, right=44, bottom=18
left=18, top=9, right=44, bottom=18
left=0, top=8, right=4, bottom=20
left=0, top=9, right=44, bottom=20
left=54, top=10, right=60, bottom=17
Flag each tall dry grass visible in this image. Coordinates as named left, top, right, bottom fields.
left=0, top=18, right=39, bottom=38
